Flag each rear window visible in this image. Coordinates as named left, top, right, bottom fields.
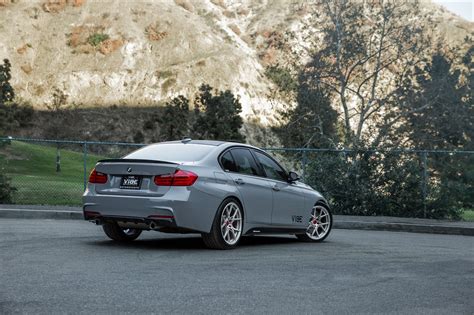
left=125, top=143, right=214, bottom=162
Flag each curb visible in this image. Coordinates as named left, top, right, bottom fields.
left=333, top=220, right=474, bottom=236
left=0, top=208, right=473, bottom=236
left=0, top=208, right=83, bottom=220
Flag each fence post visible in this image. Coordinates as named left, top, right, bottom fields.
left=56, top=142, right=61, bottom=173
left=302, top=150, right=307, bottom=183
left=83, top=142, right=88, bottom=191
left=421, top=151, right=428, bottom=218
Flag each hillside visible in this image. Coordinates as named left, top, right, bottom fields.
left=0, top=0, right=472, bottom=129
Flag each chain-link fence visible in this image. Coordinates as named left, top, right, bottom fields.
left=0, top=138, right=143, bottom=206
left=1, top=137, right=473, bottom=219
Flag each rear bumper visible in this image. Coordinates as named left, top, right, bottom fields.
left=83, top=211, right=178, bottom=231
left=82, top=185, right=222, bottom=233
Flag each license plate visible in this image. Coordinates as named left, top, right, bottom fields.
left=120, top=175, right=142, bottom=189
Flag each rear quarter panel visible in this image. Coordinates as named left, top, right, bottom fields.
left=173, top=165, right=242, bottom=233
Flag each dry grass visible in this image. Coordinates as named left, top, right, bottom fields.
left=229, top=24, right=241, bottom=36
left=210, top=0, right=226, bottom=9
left=42, top=0, right=66, bottom=13
left=145, top=23, right=168, bottom=42
left=68, top=25, right=123, bottom=55
left=98, top=39, right=123, bottom=55
left=161, top=77, right=177, bottom=94
left=223, top=10, right=235, bottom=18
left=42, top=0, right=85, bottom=13
left=174, top=0, right=194, bottom=13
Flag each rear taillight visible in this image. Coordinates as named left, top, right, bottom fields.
left=88, top=168, right=108, bottom=184
left=154, top=170, right=198, bottom=186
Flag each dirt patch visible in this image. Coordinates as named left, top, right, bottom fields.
left=16, top=44, right=30, bottom=55
left=21, top=64, right=33, bottom=74
left=72, top=0, right=85, bottom=7
left=237, top=8, right=249, bottom=16
left=0, top=0, right=12, bottom=7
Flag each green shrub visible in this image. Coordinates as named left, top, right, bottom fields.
left=0, top=100, right=34, bottom=135
left=305, top=151, right=462, bottom=219
left=265, top=65, right=297, bottom=93
left=0, top=173, right=16, bottom=204
left=87, top=33, right=109, bottom=46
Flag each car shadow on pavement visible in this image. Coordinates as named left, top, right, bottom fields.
left=85, top=235, right=299, bottom=251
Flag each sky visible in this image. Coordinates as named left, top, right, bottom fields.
left=432, top=0, right=474, bottom=21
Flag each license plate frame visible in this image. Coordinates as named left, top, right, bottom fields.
left=120, top=175, right=142, bottom=190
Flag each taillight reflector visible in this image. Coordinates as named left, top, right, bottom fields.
left=154, top=170, right=198, bottom=186
left=89, top=168, right=108, bottom=184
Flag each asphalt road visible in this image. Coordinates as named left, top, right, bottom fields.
left=0, top=219, right=473, bottom=314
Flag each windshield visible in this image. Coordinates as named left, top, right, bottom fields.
left=124, top=143, right=215, bottom=162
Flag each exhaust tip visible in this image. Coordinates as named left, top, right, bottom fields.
left=149, top=222, right=157, bottom=230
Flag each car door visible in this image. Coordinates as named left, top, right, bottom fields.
left=252, top=150, right=306, bottom=227
left=221, top=148, right=273, bottom=226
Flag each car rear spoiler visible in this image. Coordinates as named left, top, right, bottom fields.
left=97, top=159, right=178, bottom=165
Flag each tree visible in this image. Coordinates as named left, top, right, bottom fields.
left=274, top=73, right=339, bottom=148
left=0, top=59, right=33, bottom=135
left=192, top=84, right=245, bottom=142
left=0, top=59, right=14, bottom=106
left=299, top=0, right=429, bottom=148
left=406, top=51, right=473, bottom=149
left=404, top=49, right=474, bottom=211
left=159, top=95, right=190, bottom=140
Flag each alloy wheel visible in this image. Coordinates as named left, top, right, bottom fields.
left=220, top=202, right=242, bottom=245
left=305, top=205, right=331, bottom=240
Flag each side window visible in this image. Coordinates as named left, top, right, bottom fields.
left=220, top=151, right=238, bottom=172
left=230, top=148, right=260, bottom=176
left=253, top=151, right=287, bottom=181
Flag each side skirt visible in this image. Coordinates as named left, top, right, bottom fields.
left=244, top=227, right=306, bottom=236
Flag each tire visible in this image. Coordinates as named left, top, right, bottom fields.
left=102, top=221, right=142, bottom=242
left=202, top=198, right=243, bottom=250
left=296, top=203, right=332, bottom=242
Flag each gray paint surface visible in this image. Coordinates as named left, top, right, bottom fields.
left=0, top=219, right=473, bottom=314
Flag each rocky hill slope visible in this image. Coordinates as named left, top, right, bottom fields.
left=0, top=0, right=472, bottom=128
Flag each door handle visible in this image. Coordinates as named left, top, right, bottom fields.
left=234, top=178, right=245, bottom=185
left=272, top=184, right=281, bottom=191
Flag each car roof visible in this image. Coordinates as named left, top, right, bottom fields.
left=161, top=140, right=226, bottom=146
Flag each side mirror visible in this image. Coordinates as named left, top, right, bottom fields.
left=288, top=171, right=300, bottom=182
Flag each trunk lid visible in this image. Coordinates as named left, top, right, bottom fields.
left=93, top=159, right=179, bottom=196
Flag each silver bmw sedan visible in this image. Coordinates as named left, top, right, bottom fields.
left=83, top=139, right=332, bottom=249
